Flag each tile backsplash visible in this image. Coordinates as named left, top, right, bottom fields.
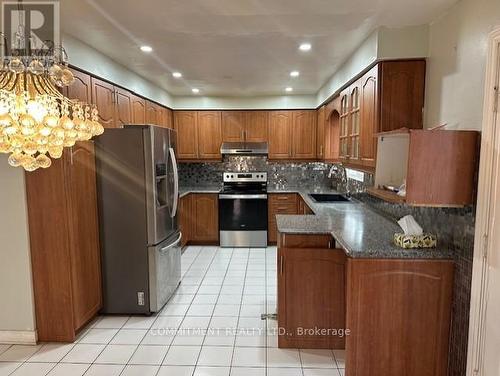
left=179, top=156, right=333, bottom=189
left=179, top=156, right=375, bottom=193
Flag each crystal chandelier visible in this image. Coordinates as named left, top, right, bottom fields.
left=0, top=16, right=104, bottom=171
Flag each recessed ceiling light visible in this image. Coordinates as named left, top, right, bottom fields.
left=140, top=45, right=153, bottom=53
left=172, top=72, right=182, bottom=78
left=192, top=88, right=200, bottom=94
left=285, top=87, right=293, bottom=92
left=299, top=43, right=311, bottom=51
left=290, top=71, right=300, bottom=77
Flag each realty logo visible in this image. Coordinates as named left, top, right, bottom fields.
left=1, top=0, right=60, bottom=57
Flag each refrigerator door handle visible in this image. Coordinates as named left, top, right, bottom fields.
left=160, top=232, right=182, bottom=253
left=169, top=147, right=179, bottom=218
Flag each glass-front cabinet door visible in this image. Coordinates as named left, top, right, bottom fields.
left=339, top=90, right=350, bottom=160
left=349, top=85, right=360, bottom=162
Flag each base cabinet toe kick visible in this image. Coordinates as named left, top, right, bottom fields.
left=277, top=232, right=454, bottom=376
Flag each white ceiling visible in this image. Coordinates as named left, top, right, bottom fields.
left=60, top=0, right=457, bottom=97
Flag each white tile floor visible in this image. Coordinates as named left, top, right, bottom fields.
left=0, top=246, right=345, bottom=376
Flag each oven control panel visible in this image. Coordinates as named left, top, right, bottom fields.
left=223, top=172, right=267, bottom=183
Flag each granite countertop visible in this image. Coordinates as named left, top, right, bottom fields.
left=179, top=185, right=221, bottom=198
left=277, top=190, right=453, bottom=260
left=179, top=184, right=452, bottom=259
left=268, top=186, right=340, bottom=194
left=179, top=185, right=335, bottom=197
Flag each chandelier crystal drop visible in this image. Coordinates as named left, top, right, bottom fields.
left=0, top=50, right=104, bottom=171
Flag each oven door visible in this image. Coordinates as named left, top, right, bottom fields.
left=219, top=194, right=268, bottom=247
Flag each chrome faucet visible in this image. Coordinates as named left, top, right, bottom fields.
left=328, top=164, right=350, bottom=196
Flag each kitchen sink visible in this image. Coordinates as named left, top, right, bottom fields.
left=308, top=193, right=351, bottom=203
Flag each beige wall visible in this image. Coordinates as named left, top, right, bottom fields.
left=315, top=30, right=378, bottom=106
left=316, top=25, right=429, bottom=106
left=0, top=156, right=36, bottom=342
left=424, top=0, right=500, bottom=130
left=173, top=94, right=317, bottom=110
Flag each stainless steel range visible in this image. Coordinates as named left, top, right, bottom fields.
left=219, top=172, right=268, bottom=247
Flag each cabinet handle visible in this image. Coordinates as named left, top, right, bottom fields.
left=70, top=147, right=74, bottom=165
left=280, top=255, right=284, bottom=275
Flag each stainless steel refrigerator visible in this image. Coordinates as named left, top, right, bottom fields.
left=95, top=125, right=181, bottom=315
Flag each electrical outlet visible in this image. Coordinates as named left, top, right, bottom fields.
left=137, top=292, right=145, bottom=306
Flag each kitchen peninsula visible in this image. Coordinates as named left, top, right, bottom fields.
left=276, top=191, right=454, bottom=376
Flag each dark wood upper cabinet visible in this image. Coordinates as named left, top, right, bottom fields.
left=163, top=108, right=173, bottom=129
left=268, top=111, right=293, bottom=159
left=174, top=111, right=199, bottom=159
left=404, top=130, right=479, bottom=206
left=114, top=87, right=132, bottom=127
left=359, top=66, right=378, bottom=167
left=222, top=111, right=269, bottom=143
left=379, top=60, right=426, bottom=132
left=268, top=110, right=316, bottom=160
left=317, top=106, right=326, bottom=159
left=336, top=59, right=426, bottom=171
left=339, top=89, right=350, bottom=161
left=91, top=77, right=116, bottom=128
left=197, top=111, right=222, bottom=159
left=370, top=129, right=479, bottom=207
left=131, top=95, right=146, bottom=124
left=222, top=111, right=245, bottom=142
left=318, top=97, right=341, bottom=162
left=245, top=111, right=269, bottom=142
left=292, top=110, right=317, bottom=159
left=64, top=68, right=92, bottom=103
left=146, top=100, right=159, bottom=125
left=143, top=101, right=173, bottom=128
left=156, top=105, right=169, bottom=128
left=67, top=68, right=173, bottom=129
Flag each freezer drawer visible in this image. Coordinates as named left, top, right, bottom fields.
left=148, top=232, right=182, bottom=312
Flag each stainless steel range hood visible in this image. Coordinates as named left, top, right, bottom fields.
left=220, top=142, right=268, bottom=156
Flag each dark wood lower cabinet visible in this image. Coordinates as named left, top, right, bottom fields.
left=268, top=194, right=299, bottom=243
left=346, top=258, right=454, bottom=376
left=297, top=196, right=314, bottom=214
left=26, top=142, right=102, bottom=342
left=277, top=233, right=346, bottom=349
left=182, top=194, right=219, bottom=244
left=276, top=232, right=454, bottom=375
left=179, top=194, right=192, bottom=247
